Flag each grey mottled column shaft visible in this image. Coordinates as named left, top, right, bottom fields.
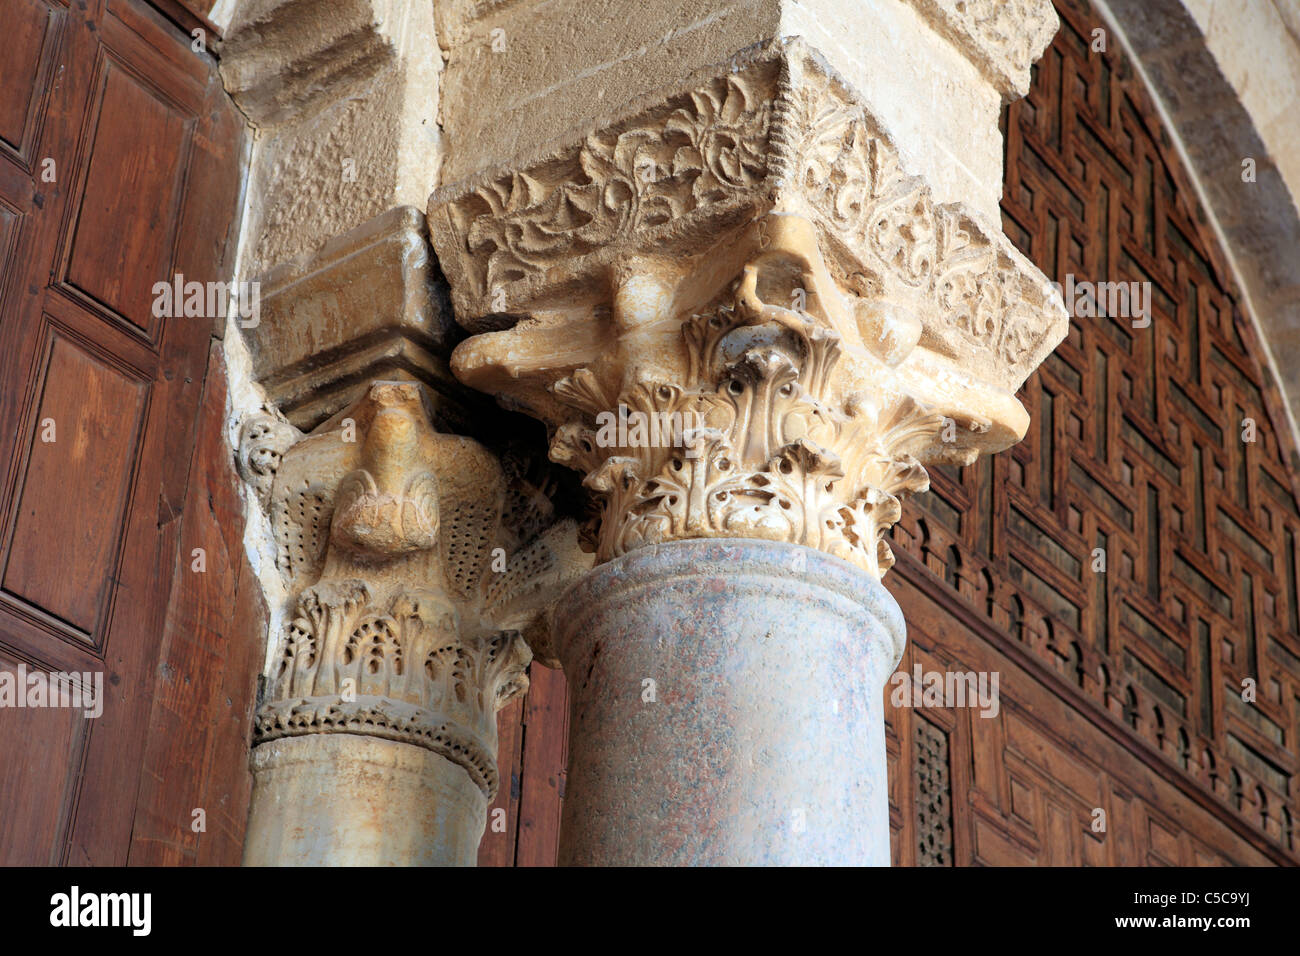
left=553, top=538, right=906, bottom=866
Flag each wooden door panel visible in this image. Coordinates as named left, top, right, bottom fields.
left=0, top=203, right=16, bottom=271
left=0, top=0, right=250, bottom=865
left=63, top=60, right=192, bottom=331
left=0, top=0, right=64, bottom=160
left=2, top=331, right=148, bottom=636
left=106, top=0, right=215, bottom=91
left=0, top=651, right=87, bottom=865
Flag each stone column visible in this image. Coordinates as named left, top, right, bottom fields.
left=554, top=539, right=904, bottom=865
left=237, top=381, right=585, bottom=865
left=214, top=0, right=605, bottom=866
left=428, top=3, right=1065, bottom=865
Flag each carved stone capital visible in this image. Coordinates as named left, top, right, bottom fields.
left=239, top=380, right=588, bottom=797
left=428, top=43, right=1067, bottom=578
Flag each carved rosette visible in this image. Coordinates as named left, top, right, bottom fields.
left=237, top=381, right=588, bottom=797
left=427, top=40, right=1068, bottom=579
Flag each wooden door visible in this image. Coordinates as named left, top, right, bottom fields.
left=0, top=0, right=248, bottom=864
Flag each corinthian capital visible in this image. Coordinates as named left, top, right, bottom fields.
left=428, top=42, right=1067, bottom=578
left=238, top=381, right=587, bottom=798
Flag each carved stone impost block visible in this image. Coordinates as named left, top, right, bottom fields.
left=428, top=41, right=1068, bottom=577
left=238, top=381, right=586, bottom=798
left=904, top=0, right=1060, bottom=98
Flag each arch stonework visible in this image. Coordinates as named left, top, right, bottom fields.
left=210, top=0, right=1300, bottom=865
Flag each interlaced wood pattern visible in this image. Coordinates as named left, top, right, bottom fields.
left=914, top=718, right=955, bottom=866
left=892, top=0, right=1300, bottom=858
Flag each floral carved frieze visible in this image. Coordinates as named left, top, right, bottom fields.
left=435, top=60, right=779, bottom=311
left=428, top=41, right=1065, bottom=395
left=236, top=381, right=587, bottom=797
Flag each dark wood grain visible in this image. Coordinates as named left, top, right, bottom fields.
left=126, top=346, right=265, bottom=866
left=888, top=0, right=1299, bottom=864
left=65, top=63, right=190, bottom=330
left=0, top=0, right=56, bottom=152
left=0, top=0, right=249, bottom=865
left=514, top=663, right=568, bottom=867
left=477, top=695, right=524, bottom=867
left=3, top=334, right=147, bottom=634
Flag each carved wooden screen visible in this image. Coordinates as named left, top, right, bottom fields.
left=888, top=0, right=1300, bottom=863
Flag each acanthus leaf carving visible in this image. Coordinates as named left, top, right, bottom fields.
left=430, top=42, right=1068, bottom=581
left=532, top=216, right=966, bottom=578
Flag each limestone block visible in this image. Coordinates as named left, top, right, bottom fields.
left=221, top=0, right=443, bottom=274
left=432, top=0, right=1057, bottom=221
left=238, top=207, right=462, bottom=430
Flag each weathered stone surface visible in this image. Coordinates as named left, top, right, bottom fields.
left=239, top=207, right=463, bottom=430
left=236, top=380, right=589, bottom=864
left=428, top=43, right=1067, bottom=579
left=903, top=0, right=1060, bottom=98
left=420, top=0, right=1063, bottom=871
left=221, top=0, right=443, bottom=274
left=222, top=0, right=1074, bottom=869
left=552, top=537, right=904, bottom=865
left=433, top=0, right=1056, bottom=219
left=243, top=734, right=486, bottom=866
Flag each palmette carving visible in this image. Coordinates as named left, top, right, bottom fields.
left=431, top=42, right=1068, bottom=579
left=255, top=580, right=530, bottom=796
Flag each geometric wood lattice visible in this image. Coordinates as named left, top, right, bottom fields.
left=893, top=0, right=1299, bottom=859
left=914, top=718, right=955, bottom=866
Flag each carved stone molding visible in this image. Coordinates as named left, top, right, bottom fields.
left=255, top=583, right=528, bottom=796
left=221, top=0, right=421, bottom=126
left=220, top=0, right=443, bottom=276
left=236, top=402, right=300, bottom=508
left=427, top=42, right=1068, bottom=577
left=240, top=207, right=466, bottom=432
left=428, top=41, right=1065, bottom=393
left=543, top=215, right=979, bottom=577
left=237, top=380, right=587, bottom=797
left=904, top=0, right=1060, bottom=98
